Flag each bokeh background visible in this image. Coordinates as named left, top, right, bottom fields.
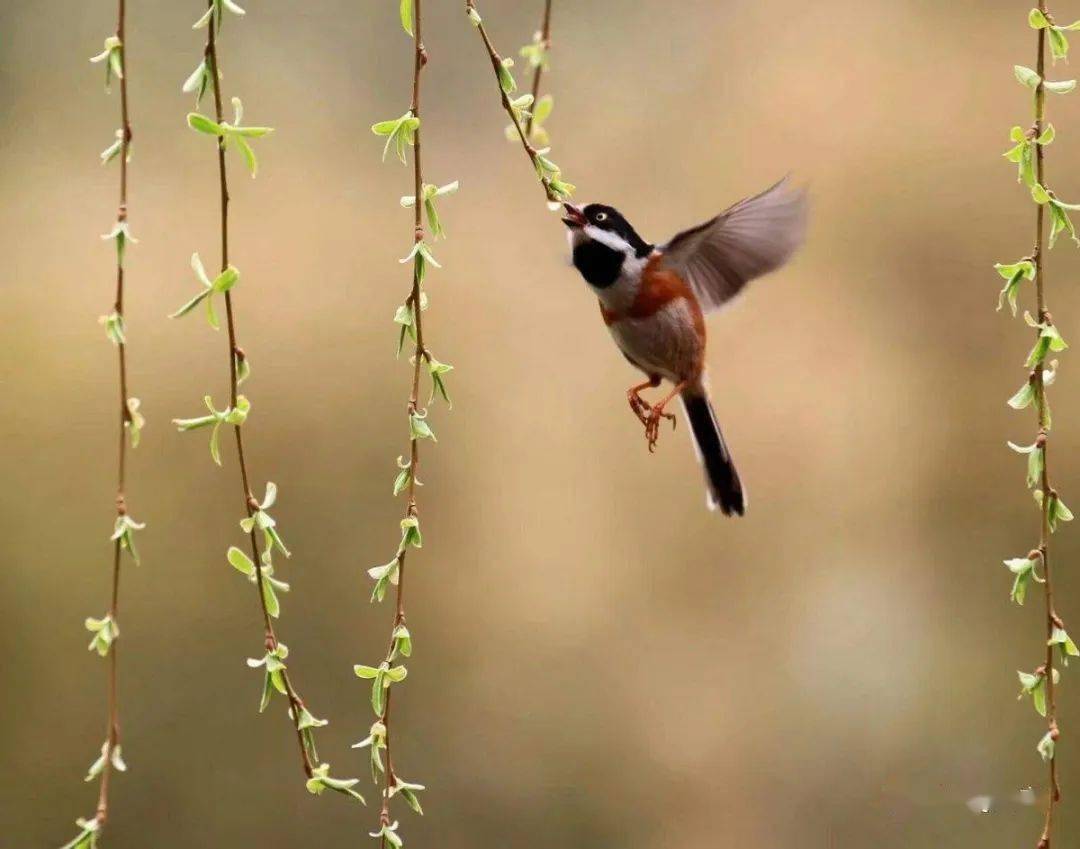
left=3, top=0, right=1080, bottom=846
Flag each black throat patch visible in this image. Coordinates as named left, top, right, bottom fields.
left=573, top=240, right=625, bottom=289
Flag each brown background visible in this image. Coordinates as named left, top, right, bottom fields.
left=2, top=0, right=1079, bottom=846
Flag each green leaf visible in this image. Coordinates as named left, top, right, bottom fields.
left=169, top=288, right=211, bottom=320
left=261, top=573, right=281, bottom=618
left=1048, top=201, right=1079, bottom=247
left=497, top=58, right=517, bottom=94
left=99, top=310, right=126, bottom=345
left=393, top=458, right=412, bottom=497
left=1007, top=439, right=1044, bottom=488
left=1038, top=730, right=1056, bottom=762
left=59, top=817, right=101, bottom=849
left=393, top=624, right=413, bottom=657
left=372, top=112, right=420, bottom=164
left=1007, top=378, right=1036, bottom=410
left=391, top=777, right=426, bottom=815
left=409, top=410, right=436, bottom=441
left=533, top=93, right=554, bottom=125
left=125, top=397, right=145, bottom=448
left=384, top=664, right=408, bottom=683
left=997, top=268, right=1025, bottom=315
left=234, top=135, right=258, bottom=176
left=1049, top=492, right=1074, bottom=531
left=85, top=613, right=118, bottom=656
left=1030, top=8, right=1051, bottom=28
left=1018, top=669, right=1048, bottom=716
left=400, top=0, right=413, bottom=35
left=994, top=259, right=1035, bottom=315
left=1045, top=78, right=1077, bottom=94
left=212, top=265, right=240, bottom=292
left=400, top=515, right=422, bottom=549
left=227, top=545, right=256, bottom=576
left=187, top=112, right=224, bottom=135
left=1041, top=321, right=1068, bottom=351
left=209, top=420, right=223, bottom=465
left=305, top=763, right=366, bottom=804
left=1049, top=626, right=1080, bottom=664
left=372, top=671, right=387, bottom=714
left=1015, top=65, right=1042, bottom=89
left=100, top=129, right=124, bottom=165
left=368, top=558, right=399, bottom=603
left=1004, top=556, right=1037, bottom=605
left=182, top=60, right=209, bottom=105
left=1049, top=27, right=1070, bottom=61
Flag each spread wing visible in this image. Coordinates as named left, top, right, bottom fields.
left=659, top=177, right=807, bottom=313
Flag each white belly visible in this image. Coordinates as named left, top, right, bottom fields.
left=608, top=299, right=702, bottom=383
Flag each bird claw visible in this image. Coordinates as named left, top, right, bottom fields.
left=644, top=406, right=676, bottom=452
left=627, top=390, right=652, bottom=426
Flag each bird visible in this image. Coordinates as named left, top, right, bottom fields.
left=562, top=177, right=806, bottom=516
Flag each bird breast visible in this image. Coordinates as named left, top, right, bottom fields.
left=600, top=255, right=706, bottom=382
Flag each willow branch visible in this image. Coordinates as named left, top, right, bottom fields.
left=94, top=0, right=133, bottom=830
left=202, top=0, right=314, bottom=780
left=378, top=4, right=427, bottom=842
left=466, top=0, right=571, bottom=204
left=523, top=0, right=553, bottom=139
left=1032, top=8, right=1061, bottom=847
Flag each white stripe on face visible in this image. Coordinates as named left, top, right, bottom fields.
left=584, top=223, right=632, bottom=254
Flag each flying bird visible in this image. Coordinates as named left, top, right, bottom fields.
left=562, top=178, right=806, bottom=516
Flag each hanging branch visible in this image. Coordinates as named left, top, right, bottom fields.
left=998, top=6, right=1080, bottom=847
left=523, top=0, right=553, bottom=141
left=465, top=0, right=574, bottom=205
left=61, top=4, right=144, bottom=847
left=360, top=1, right=457, bottom=845
left=170, top=0, right=363, bottom=806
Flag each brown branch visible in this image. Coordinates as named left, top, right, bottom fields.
left=1032, top=8, right=1062, bottom=847
left=523, top=0, right=553, bottom=139
left=202, top=0, right=314, bottom=780
left=93, top=0, right=132, bottom=829
left=379, top=4, right=427, bottom=842
left=466, top=0, right=563, bottom=203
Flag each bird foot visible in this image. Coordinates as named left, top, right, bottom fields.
left=627, top=390, right=652, bottom=426
left=644, top=406, right=676, bottom=453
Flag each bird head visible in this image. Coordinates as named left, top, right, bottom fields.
left=562, top=202, right=652, bottom=258
left=563, top=202, right=653, bottom=288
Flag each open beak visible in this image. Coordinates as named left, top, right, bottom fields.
left=561, top=203, right=586, bottom=229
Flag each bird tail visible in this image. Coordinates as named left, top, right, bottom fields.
left=679, top=386, right=745, bottom=516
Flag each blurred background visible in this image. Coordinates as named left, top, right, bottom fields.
left=2, top=0, right=1079, bottom=846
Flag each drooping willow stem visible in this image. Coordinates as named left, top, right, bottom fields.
left=1032, top=8, right=1061, bottom=845
left=466, top=0, right=573, bottom=204
left=95, top=0, right=133, bottom=830
left=378, top=4, right=428, bottom=842
left=201, top=0, right=314, bottom=780
left=524, top=0, right=553, bottom=139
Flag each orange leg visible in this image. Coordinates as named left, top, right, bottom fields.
left=644, top=381, right=684, bottom=453
left=627, top=375, right=661, bottom=425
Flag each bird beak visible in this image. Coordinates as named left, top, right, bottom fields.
left=561, top=203, right=586, bottom=229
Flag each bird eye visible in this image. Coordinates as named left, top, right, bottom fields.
left=594, top=212, right=608, bottom=222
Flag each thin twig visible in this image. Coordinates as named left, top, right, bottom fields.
left=524, top=0, right=553, bottom=139
left=94, top=0, right=132, bottom=829
left=202, top=0, right=314, bottom=779
left=379, top=4, right=427, bottom=842
left=1032, top=6, right=1061, bottom=846
left=466, top=0, right=563, bottom=203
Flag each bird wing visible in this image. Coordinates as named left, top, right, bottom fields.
left=658, top=177, right=807, bottom=314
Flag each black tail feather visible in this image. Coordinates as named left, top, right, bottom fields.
left=680, top=391, right=745, bottom=516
